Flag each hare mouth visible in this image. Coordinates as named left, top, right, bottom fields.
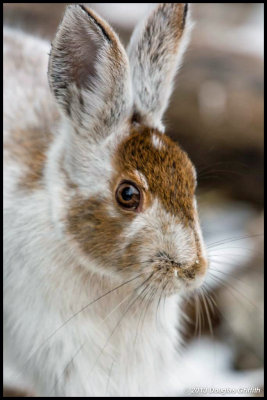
left=153, top=251, right=199, bottom=278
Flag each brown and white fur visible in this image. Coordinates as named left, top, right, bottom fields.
left=4, top=4, right=208, bottom=396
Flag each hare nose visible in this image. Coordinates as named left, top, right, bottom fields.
left=155, top=251, right=183, bottom=268
left=155, top=251, right=200, bottom=269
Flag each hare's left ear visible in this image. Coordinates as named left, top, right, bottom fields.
left=127, top=3, right=192, bottom=130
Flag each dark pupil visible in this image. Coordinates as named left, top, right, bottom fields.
left=121, top=186, right=134, bottom=201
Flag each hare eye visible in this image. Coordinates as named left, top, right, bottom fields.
left=115, top=181, right=142, bottom=211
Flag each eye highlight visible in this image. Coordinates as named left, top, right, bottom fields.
left=115, top=181, right=142, bottom=212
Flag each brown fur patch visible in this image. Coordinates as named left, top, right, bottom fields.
left=174, top=3, right=188, bottom=35
left=5, top=126, right=53, bottom=191
left=66, top=190, right=154, bottom=272
left=66, top=192, right=206, bottom=280
left=67, top=196, right=130, bottom=268
left=66, top=124, right=206, bottom=281
left=159, top=3, right=188, bottom=42
left=113, top=125, right=196, bottom=223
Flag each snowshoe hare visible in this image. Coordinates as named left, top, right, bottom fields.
left=4, top=3, right=208, bottom=396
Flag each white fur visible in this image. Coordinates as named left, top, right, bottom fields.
left=127, top=3, right=194, bottom=130
left=152, top=133, right=165, bottom=150
left=4, top=4, right=205, bottom=397
left=133, top=169, right=149, bottom=190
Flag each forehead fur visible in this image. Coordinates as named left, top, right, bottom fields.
left=113, top=126, right=196, bottom=222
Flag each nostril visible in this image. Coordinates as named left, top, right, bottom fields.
left=170, top=260, right=183, bottom=268
left=156, top=251, right=169, bottom=259
left=155, top=251, right=183, bottom=268
left=154, top=252, right=207, bottom=282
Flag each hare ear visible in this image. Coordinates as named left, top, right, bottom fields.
left=127, top=3, right=192, bottom=130
left=48, top=5, right=132, bottom=141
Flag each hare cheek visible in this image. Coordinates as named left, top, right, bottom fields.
left=66, top=196, right=126, bottom=269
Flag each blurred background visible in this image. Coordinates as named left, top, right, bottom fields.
left=3, top=3, right=264, bottom=397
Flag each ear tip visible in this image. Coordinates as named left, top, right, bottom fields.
left=64, top=4, right=92, bottom=19
left=62, top=4, right=82, bottom=22
left=65, top=4, right=80, bottom=12
left=183, top=3, right=189, bottom=28
left=156, top=3, right=190, bottom=28
left=66, top=4, right=100, bottom=21
left=77, top=4, right=92, bottom=16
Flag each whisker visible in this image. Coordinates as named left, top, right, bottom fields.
left=201, top=285, right=216, bottom=316
left=209, top=259, right=247, bottom=268
left=197, top=294, right=202, bottom=338
left=156, top=282, right=168, bottom=329
left=199, top=292, right=205, bottom=336
left=208, top=260, right=251, bottom=275
left=48, top=281, right=141, bottom=395
left=139, top=287, right=157, bottom=338
left=194, top=293, right=202, bottom=338
left=88, top=272, right=155, bottom=377
left=207, top=273, right=258, bottom=309
left=209, top=246, right=257, bottom=254
left=201, top=282, right=263, bottom=359
left=133, top=282, right=154, bottom=348
left=193, top=294, right=199, bottom=337
left=208, top=249, right=260, bottom=259
left=49, top=342, right=85, bottom=396
left=200, top=288, right=214, bottom=338
left=39, top=273, right=142, bottom=344
left=197, top=160, right=248, bottom=179
left=208, top=267, right=258, bottom=290
left=9, top=270, right=145, bottom=383
left=201, top=284, right=219, bottom=313
left=208, top=253, right=253, bottom=261
left=206, top=234, right=263, bottom=249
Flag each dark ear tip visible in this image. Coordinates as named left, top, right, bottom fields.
left=72, top=4, right=112, bottom=43
left=78, top=4, right=90, bottom=15
left=183, top=3, right=189, bottom=29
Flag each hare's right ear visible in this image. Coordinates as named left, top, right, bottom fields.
left=127, top=3, right=192, bottom=130
left=48, top=5, right=132, bottom=141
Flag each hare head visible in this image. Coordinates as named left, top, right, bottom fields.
left=48, top=3, right=208, bottom=296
